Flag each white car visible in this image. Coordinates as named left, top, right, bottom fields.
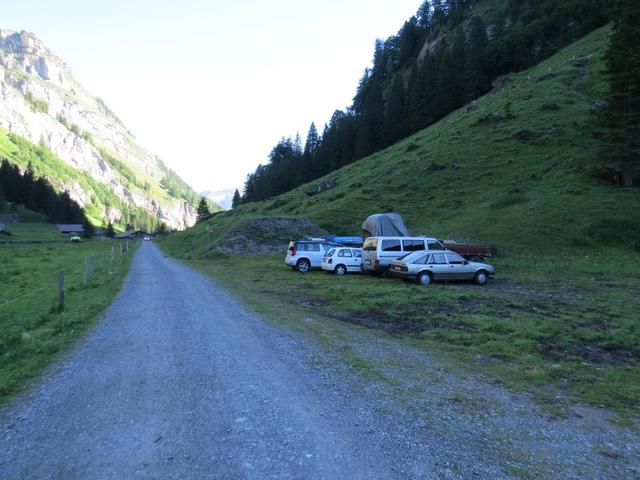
left=321, top=247, right=363, bottom=275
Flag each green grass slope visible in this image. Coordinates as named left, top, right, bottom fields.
left=165, top=26, right=638, bottom=257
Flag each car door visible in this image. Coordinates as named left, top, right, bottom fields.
left=427, top=253, right=449, bottom=279
left=446, top=252, right=473, bottom=280
left=352, top=249, right=363, bottom=271
left=337, top=248, right=353, bottom=270
left=380, top=239, right=402, bottom=267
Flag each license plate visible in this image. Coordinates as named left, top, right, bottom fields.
left=365, top=259, right=371, bottom=265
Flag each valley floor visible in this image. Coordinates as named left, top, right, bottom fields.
left=1, top=243, right=638, bottom=479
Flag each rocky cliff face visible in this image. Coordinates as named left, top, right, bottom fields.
left=0, top=29, right=196, bottom=229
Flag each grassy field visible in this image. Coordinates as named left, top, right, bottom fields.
left=0, top=238, right=136, bottom=403
left=161, top=26, right=640, bottom=417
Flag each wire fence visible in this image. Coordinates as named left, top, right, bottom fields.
left=0, top=240, right=135, bottom=312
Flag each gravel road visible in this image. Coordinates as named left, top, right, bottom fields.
left=1, top=242, right=638, bottom=479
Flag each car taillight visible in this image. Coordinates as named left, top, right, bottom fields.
left=329, top=258, right=332, bottom=264
left=290, top=248, right=297, bottom=256
left=374, top=259, right=380, bottom=267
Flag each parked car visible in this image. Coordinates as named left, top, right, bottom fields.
left=69, top=234, right=82, bottom=243
left=285, top=239, right=341, bottom=272
left=362, top=236, right=445, bottom=274
left=321, top=247, right=363, bottom=275
left=388, top=250, right=495, bottom=285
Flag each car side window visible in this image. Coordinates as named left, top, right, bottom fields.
left=402, top=240, right=425, bottom=251
left=382, top=239, right=401, bottom=252
left=429, top=253, right=447, bottom=264
left=353, top=250, right=362, bottom=258
left=413, top=254, right=429, bottom=265
left=428, top=241, right=445, bottom=250
left=446, top=253, right=465, bottom=264
left=338, top=249, right=353, bottom=257
left=309, top=243, right=320, bottom=252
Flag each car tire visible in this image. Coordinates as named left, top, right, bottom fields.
left=296, top=258, right=311, bottom=272
left=417, top=271, right=432, bottom=285
left=334, top=264, right=347, bottom=276
left=474, top=270, right=488, bottom=285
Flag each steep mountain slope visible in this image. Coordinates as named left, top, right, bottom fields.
left=0, top=30, right=200, bottom=229
left=166, top=25, right=639, bottom=256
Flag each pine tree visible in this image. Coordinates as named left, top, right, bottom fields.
left=417, top=1, right=431, bottom=29
left=231, top=189, right=241, bottom=209
left=598, top=0, right=640, bottom=186
left=196, top=197, right=210, bottom=222
left=383, top=74, right=408, bottom=146
left=82, top=217, right=95, bottom=239
left=106, top=222, right=115, bottom=238
left=464, top=15, right=489, bottom=102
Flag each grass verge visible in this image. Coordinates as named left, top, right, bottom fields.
left=0, top=240, right=137, bottom=403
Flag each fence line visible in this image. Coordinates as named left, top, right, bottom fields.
left=0, top=240, right=134, bottom=311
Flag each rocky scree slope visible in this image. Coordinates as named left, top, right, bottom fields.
left=0, top=30, right=196, bottom=229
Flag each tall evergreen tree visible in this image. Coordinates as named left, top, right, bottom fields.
left=196, top=197, right=210, bottom=222
left=464, top=15, right=489, bottom=102
left=599, top=0, right=640, bottom=186
left=417, top=1, right=431, bottom=29
left=105, top=221, right=115, bottom=238
left=383, top=74, right=408, bottom=145
left=231, top=189, right=241, bottom=209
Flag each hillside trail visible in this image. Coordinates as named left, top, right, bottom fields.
left=0, top=242, right=638, bottom=480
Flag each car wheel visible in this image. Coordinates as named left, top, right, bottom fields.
left=474, top=270, right=488, bottom=285
left=334, top=264, right=347, bottom=276
left=469, top=256, right=483, bottom=263
left=417, top=271, right=432, bottom=285
left=296, top=259, right=311, bottom=272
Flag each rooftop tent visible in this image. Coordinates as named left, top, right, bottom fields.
left=362, top=213, right=409, bottom=238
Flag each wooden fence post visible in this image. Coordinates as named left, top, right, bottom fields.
left=111, top=245, right=115, bottom=263
left=83, top=256, right=88, bottom=287
left=120, top=242, right=123, bottom=257
left=58, top=270, right=64, bottom=311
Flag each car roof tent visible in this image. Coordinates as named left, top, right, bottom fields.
left=362, top=213, right=410, bottom=238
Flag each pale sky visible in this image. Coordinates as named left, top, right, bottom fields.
left=4, top=1, right=422, bottom=192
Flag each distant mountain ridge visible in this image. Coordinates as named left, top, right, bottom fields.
left=0, top=29, right=199, bottom=229
left=201, top=189, right=235, bottom=210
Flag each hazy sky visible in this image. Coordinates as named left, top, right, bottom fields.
left=4, top=0, right=422, bottom=192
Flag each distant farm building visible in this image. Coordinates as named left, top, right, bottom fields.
left=57, top=224, right=84, bottom=234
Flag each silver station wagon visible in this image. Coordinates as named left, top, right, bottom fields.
left=389, top=250, right=495, bottom=285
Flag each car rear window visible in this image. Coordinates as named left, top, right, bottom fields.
left=381, top=239, right=401, bottom=252
left=363, top=238, right=378, bottom=251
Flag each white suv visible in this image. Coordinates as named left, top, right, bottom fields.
left=285, top=239, right=339, bottom=272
